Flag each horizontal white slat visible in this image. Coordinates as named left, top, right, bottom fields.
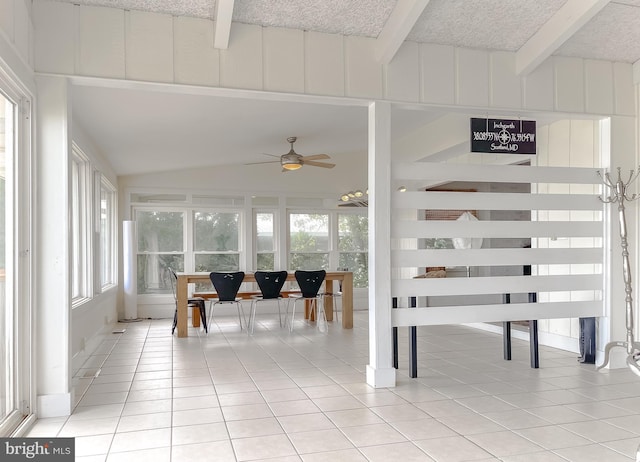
left=393, top=191, right=602, bottom=211
left=391, top=220, right=602, bottom=238
left=392, top=248, right=603, bottom=268
left=392, top=274, right=602, bottom=297
left=391, top=300, right=603, bottom=326
left=393, top=163, right=602, bottom=185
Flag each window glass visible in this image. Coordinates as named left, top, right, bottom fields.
left=338, top=214, right=369, bottom=288
left=137, top=211, right=184, bottom=252
left=194, top=211, right=239, bottom=251
left=100, top=179, right=116, bottom=288
left=256, top=212, right=275, bottom=270
left=289, top=213, right=329, bottom=270
left=136, top=210, right=184, bottom=294
left=193, top=211, right=241, bottom=273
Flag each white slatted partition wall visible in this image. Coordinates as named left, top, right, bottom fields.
left=391, top=162, right=605, bottom=327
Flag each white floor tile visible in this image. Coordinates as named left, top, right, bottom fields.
left=25, top=314, right=640, bottom=462
left=226, top=417, right=284, bottom=439
left=287, top=428, right=354, bottom=454
left=110, top=428, right=171, bottom=453
left=172, top=440, right=236, bottom=462
left=116, top=412, right=171, bottom=433
left=232, top=434, right=297, bottom=461
left=171, top=422, right=229, bottom=445
left=358, top=442, right=434, bottom=462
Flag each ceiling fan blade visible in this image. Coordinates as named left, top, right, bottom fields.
left=262, top=153, right=281, bottom=158
left=304, top=160, right=335, bottom=169
left=245, top=160, right=280, bottom=165
left=301, top=154, right=330, bottom=161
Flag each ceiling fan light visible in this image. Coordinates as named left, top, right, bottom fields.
left=282, top=162, right=302, bottom=170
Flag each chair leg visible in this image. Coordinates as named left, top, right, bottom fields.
left=236, top=301, right=246, bottom=330
left=249, top=300, right=257, bottom=334
left=198, top=301, right=208, bottom=334
left=316, top=297, right=328, bottom=333
left=276, top=299, right=283, bottom=327
left=288, top=299, right=297, bottom=333
left=172, top=308, right=177, bottom=334
left=208, top=301, right=215, bottom=329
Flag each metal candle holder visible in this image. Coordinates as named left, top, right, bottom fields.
left=597, top=167, right=640, bottom=377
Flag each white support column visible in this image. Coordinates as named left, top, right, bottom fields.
left=35, top=75, right=73, bottom=417
left=366, top=101, right=396, bottom=388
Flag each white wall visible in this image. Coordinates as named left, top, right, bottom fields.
left=534, top=120, right=601, bottom=349
left=70, top=122, right=118, bottom=375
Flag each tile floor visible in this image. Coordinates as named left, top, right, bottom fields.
left=26, top=311, right=640, bottom=461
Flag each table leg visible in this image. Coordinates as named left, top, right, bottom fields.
left=192, top=306, right=201, bottom=327
left=324, top=280, right=334, bottom=321
left=342, top=273, right=353, bottom=329
left=177, top=276, right=188, bottom=337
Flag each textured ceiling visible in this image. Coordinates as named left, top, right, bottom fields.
left=407, top=0, right=565, bottom=51
left=50, top=0, right=640, bottom=63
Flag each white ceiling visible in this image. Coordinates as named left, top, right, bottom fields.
left=56, top=0, right=640, bottom=176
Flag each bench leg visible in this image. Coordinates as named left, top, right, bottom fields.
left=192, top=306, right=201, bottom=327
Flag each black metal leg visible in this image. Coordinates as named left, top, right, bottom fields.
left=503, top=322, right=512, bottom=360
left=529, top=319, right=539, bottom=368
left=392, top=297, right=398, bottom=369
left=409, top=296, right=417, bottom=378
left=502, top=294, right=511, bottom=361
left=527, top=292, right=539, bottom=368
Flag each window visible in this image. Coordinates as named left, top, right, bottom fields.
left=136, top=210, right=184, bottom=294
left=71, top=146, right=91, bottom=304
left=255, top=212, right=275, bottom=270
left=99, top=177, right=116, bottom=289
left=289, top=212, right=329, bottom=270
left=193, top=210, right=241, bottom=271
left=338, top=213, right=368, bottom=288
left=0, top=68, right=33, bottom=436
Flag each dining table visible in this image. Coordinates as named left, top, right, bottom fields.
left=175, top=270, right=354, bottom=337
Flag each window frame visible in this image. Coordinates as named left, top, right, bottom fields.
left=254, top=209, right=278, bottom=271
left=98, top=175, right=117, bottom=291
left=71, top=144, right=93, bottom=307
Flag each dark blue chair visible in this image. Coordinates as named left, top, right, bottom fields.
left=249, top=270, right=288, bottom=334
left=287, top=270, right=327, bottom=333
left=209, top=271, right=246, bottom=330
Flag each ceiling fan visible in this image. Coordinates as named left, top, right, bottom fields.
left=246, top=136, right=335, bottom=171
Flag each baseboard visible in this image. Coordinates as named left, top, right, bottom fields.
left=37, top=393, right=72, bottom=418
